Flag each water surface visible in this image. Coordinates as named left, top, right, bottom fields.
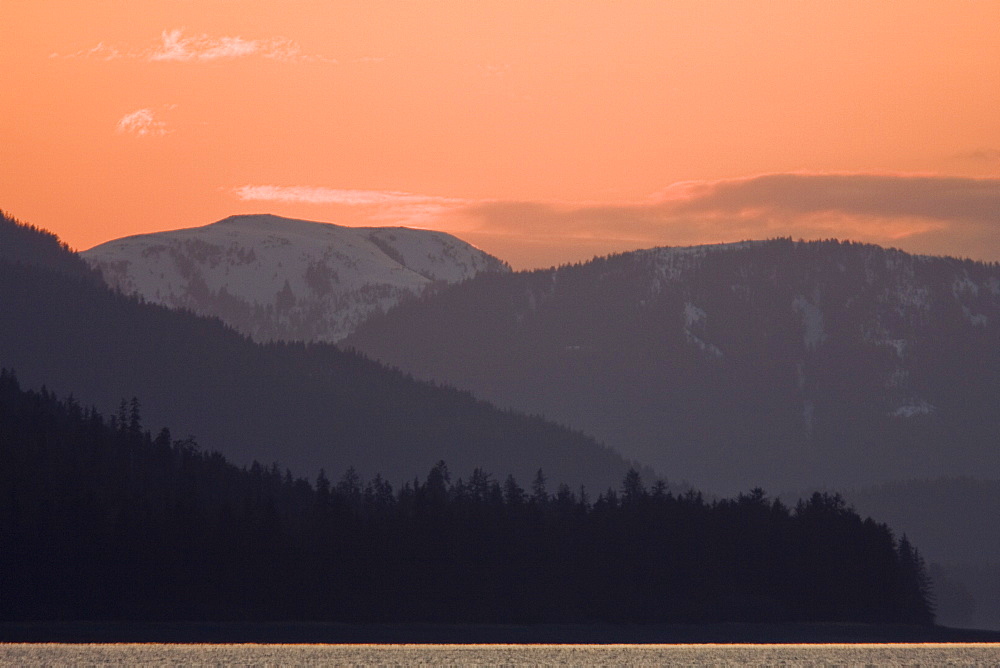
left=4, top=642, right=1000, bottom=666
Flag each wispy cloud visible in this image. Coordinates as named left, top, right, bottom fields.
left=234, top=185, right=463, bottom=207
left=52, top=41, right=122, bottom=61
left=116, top=107, right=172, bottom=137
left=230, top=174, right=1000, bottom=266
left=148, top=29, right=321, bottom=63
left=464, top=173, right=1000, bottom=262
left=233, top=186, right=466, bottom=226
left=653, top=173, right=1000, bottom=223
left=480, top=63, right=512, bottom=78
left=54, top=29, right=333, bottom=64
left=953, top=149, right=1000, bottom=164
left=352, top=56, right=389, bottom=65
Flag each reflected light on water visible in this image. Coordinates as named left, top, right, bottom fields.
left=3, top=642, right=1000, bottom=666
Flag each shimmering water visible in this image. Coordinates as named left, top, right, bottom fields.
left=3, top=643, right=1000, bottom=666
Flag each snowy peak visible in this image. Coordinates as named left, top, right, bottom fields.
left=361, top=227, right=503, bottom=283
left=82, top=214, right=509, bottom=342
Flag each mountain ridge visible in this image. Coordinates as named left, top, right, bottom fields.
left=82, top=213, right=510, bottom=342
left=0, top=210, right=637, bottom=493
left=345, top=237, right=1000, bottom=493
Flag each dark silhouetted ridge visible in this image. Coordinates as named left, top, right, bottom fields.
left=0, top=369, right=934, bottom=626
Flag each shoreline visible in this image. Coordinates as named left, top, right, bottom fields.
left=3, top=621, right=1000, bottom=644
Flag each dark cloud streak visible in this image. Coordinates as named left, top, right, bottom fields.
left=461, top=174, right=1000, bottom=264
left=672, top=174, right=1000, bottom=224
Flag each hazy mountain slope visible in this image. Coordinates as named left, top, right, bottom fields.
left=0, top=210, right=99, bottom=282
left=839, top=478, right=1000, bottom=630
left=345, top=239, right=1000, bottom=494
left=779, top=474, right=1000, bottom=630
left=0, top=212, right=633, bottom=492
left=82, top=214, right=509, bottom=342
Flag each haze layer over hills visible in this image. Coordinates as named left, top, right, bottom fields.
left=345, top=239, right=1000, bottom=494
left=83, top=214, right=509, bottom=342
left=79, top=215, right=1000, bottom=495
left=0, top=212, right=633, bottom=492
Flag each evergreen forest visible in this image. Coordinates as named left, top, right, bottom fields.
left=0, top=371, right=934, bottom=625
left=346, top=239, right=1000, bottom=495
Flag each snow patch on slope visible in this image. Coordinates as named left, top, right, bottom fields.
left=645, top=241, right=763, bottom=287
left=791, top=295, right=825, bottom=350
left=892, top=400, right=936, bottom=418
left=361, top=227, right=502, bottom=282
left=683, top=302, right=722, bottom=359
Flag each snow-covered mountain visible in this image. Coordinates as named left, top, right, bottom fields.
left=82, top=214, right=510, bottom=342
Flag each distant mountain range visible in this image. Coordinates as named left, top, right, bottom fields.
left=83, top=214, right=509, bottom=342
left=9, top=209, right=1000, bottom=629
left=81, top=218, right=1000, bottom=495
left=0, top=211, right=634, bottom=492
left=344, top=239, right=1000, bottom=494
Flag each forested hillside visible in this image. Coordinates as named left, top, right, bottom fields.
left=0, top=210, right=98, bottom=282
left=0, top=370, right=934, bottom=625
left=0, top=211, right=635, bottom=491
left=347, top=239, right=1000, bottom=494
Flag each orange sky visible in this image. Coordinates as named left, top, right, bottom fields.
left=3, top=1, right=999, bottom=268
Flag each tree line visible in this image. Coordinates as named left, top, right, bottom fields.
left=0, top=369, right=933, bottom=625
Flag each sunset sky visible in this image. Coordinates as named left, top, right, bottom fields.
left=3, top=1, right=999, bottom=269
